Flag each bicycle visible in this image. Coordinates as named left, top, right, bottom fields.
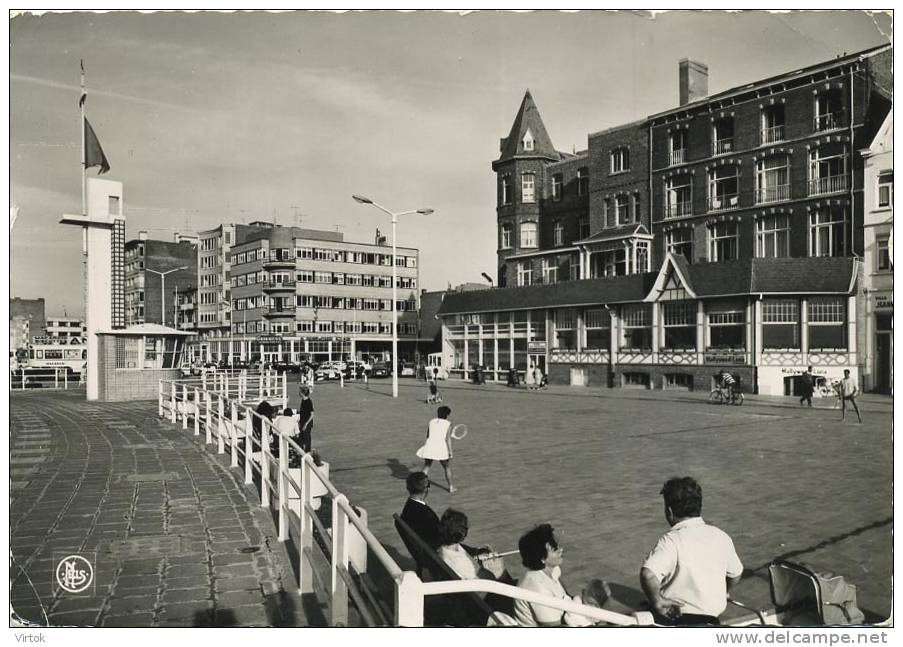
left=709, top=386, right=744, bottom=405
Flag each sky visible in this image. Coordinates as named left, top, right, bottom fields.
left=8, top=9, right=892, bottom=318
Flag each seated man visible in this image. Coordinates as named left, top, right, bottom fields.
left=400, top=471, right=441, bottom=550
left=640, top=476, right=743, bottom=626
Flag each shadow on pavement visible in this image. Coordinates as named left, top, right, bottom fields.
left=385, top=458, right=413, bottom=481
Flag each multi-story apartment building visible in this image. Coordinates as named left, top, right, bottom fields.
left=195, top=223, right=420, bottom=365
left=175, top=286, right=198, bottom=332
left=9, top=297, right=46, bottom=349
left=45, top=317, right=86, bottom=340
left=438, top=45, right=891, bottom=396
left=124, top=232, right=198, bottom=327
left=196, top=223, right=237, bottom=335
left=861, top=112, right=893, bottom=394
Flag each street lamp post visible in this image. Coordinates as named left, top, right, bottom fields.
left=146, top=266, right=188, bottom=327
left=352, top=194, right=433, bottom=398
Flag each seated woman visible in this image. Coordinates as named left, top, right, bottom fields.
left=514, top=523, right=611, bottom=627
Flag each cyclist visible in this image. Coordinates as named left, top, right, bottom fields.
left=715, top=370, right=738, bottom=402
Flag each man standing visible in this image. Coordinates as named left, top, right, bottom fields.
left=297, top=386, right=315, bottom=453
left=799, top=366, right=815, bottom=407
left=640, top=476, right=743, bottom=626
left=839, top=369, right=862, bottom=423
left=400, top=471, right=440, bottom=549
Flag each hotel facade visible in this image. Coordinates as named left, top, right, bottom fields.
left=438, top=46, right=892, bottom=396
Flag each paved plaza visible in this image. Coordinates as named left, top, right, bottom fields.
left=9, top=380, right=893, bottom=626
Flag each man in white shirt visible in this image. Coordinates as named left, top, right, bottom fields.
left=839, top=369, right=862, bottom=423
left=640, top=476, right=743, bottom=625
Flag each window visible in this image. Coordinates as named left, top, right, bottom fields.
left=876, top=235, right=891, bottom=271
left=708, top=222, right=739, bottom=262
left=712, top=117, right=734, bottom=155
left=610, top=148, right=629, bottom=174
left=708, top=309, right=745, bottom=348
left=583, top=308, right=610, bottom=349
left=541, top=258, right=558, bottom=284
left=501, top=175, right=512, bottom=205
left=669, top=130, right=687, bottom=166
left=761, top=104, right=785, bottom=144
left=808, top=144, right=848, bottom=196
left=809, top=207, right=846, bottom=257
left=553, top=221, right=564, bottom=246
left=521, top=173, right=535, bottom=203
left=620, top=304, right=652, bottom=350
left=663, top=301, right=696, bottom=349
left=315, top=271, right=332, bottom=284
left=522, top=129, right=534, bottom=151
left=665, top=176, right=692, bottom=218
left=298, top=321, right=314, bottom=333
left=756, top=155, right=791, bottom=204
left=109, top=195, right=121, bottom=216
left=756, top=215, right=791, bottom=258
left=708, top=166, right=740, bottom=212
left=520, top=222, right=537, bottom=248
left=516, top=262, right=532, bottom=287
left=552, top=174, right=563, bottom=201
left=762, top=299, right=799, bottom=349
left=578, top=215, right=590, bottom=240
left=553, top=309, right=577, bottom=350
left=577, top=167, right=589, bottom=196
left=498, top=224, right=512, bottom=249
left=615, top=194, right=631, bottom=225
left=814, top=90, right=844, bottom=131
left=878, top=171, right=893, bottom=208
left=808, top=297, right=846, bottom=350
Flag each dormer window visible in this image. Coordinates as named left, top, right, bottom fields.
left=522, top=129, right=535, bottom=151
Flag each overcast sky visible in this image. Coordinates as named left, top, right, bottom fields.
left=9, top=10, right=891, bottom=317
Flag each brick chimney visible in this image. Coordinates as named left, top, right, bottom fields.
left=138, top=230, right=148, bottom=241
left=679, top=59, right=708, bottom=106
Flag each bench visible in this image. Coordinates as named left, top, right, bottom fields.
left=393, top=513, right=500, bottom=627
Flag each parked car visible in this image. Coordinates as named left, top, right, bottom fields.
left=371, top=361, right=390, bottom=378
left=314, top=364, right=342, bottom=381
left=342, top=361, right=368, bottom=379
left=179, top=361, right=204, bottom=377
left=272, top=361, right=300, bottom=374
left=399, top=363, right=416, bottom=377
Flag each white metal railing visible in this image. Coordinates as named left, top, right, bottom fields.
left=808, top=175, right=847, bottom=196
left=755, top=185, right=790, bottom=204
left=713, top=138, right=734, bottom=156
left=707, top=194, right=740, bottom=212
left=814, top=113, right=843, bottom=132
left=760, top=125, right=785, bottom=144
left=9, top=367, right=80, bottom=390
left=669, top=149, right=686, bottom=166
left=664, top=201, right=692, bottom=219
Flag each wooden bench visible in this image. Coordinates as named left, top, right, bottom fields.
left=393, top=513, right=498, bottom=627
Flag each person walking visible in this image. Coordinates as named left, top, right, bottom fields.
left=533, top=364, right=545, bottom=389
left=799, top=366, right=815, bottom=407
left=524, top=364, right=536, bottom=390
left=839, top=369, right=862, bottom=423
left=415, top=405, right=456, bottom=493
left=297, top=386, right=315, bottom=452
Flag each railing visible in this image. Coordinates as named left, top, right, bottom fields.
left=707, top=194, right=740, bottom=212
left=262, top=280, right=297, bottom=291
left=713, top=138, right=734, bottom=156
left=808, top=175, right=847, bottom=196
left=664, top=201, right=692, bottom=219
left=264, top=306, right=295, bottom=317
left=669, top=149, right=686, bottom=166
left=9, top=367, right=82, bottom=390
left=760, top=125, right=785, bottom=145
left=755, top=185, right=790, bottom=204
left=814, top=113, right=843, bottom=132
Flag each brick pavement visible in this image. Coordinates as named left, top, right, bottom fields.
left=9, top=389, right=311, bottom=628
left=286, top=376, right=893, bottom=623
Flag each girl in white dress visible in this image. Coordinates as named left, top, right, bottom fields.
left=415, top=405, right=456, bottom=493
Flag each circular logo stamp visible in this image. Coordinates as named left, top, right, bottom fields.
left=55, top=555, right=94, bottom=594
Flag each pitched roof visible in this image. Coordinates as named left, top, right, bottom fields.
left=438, top=257, right=857, bottom=315
left=497, top=90, right=560, bottom=162
left=576, top=223, right=650, bottom=244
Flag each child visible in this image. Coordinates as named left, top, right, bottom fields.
left=426, top=367, right=442, bottom=404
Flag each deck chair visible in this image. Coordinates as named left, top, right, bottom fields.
left=768, top=560, right=864, bottom=626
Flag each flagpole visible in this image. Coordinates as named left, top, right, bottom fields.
left=80, top=60, right=86, bottom=217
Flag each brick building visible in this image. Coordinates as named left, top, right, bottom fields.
left=9, top=297, right=46, bottom=349
left=124, top=232, right=198, bottom=327
left=438, top=45, right=892, bottom=396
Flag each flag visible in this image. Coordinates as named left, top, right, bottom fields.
left=84, top=118, right=110, bottom=174
left=79, top=59, right=86, bottom=107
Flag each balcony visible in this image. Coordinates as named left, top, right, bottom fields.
left=755, top=185, right=790, bottom=205
left=261, top=280, right=297, bottom=292
left=263, top=256, right=295, bottom=269
left=713, top=138, right=734, bottom=156
left=808, top=175, right=848, bottom=197
left=814, top=113, right=844, bottom=132
left=707, top=194, right=740, bottom=212
left=263, top=306, right=295, bottom=318
left=664, top=201, right=693, bottom=219
left=669, top=149, right=686, bottom=166
left=760, top=125, right=785, bottom=145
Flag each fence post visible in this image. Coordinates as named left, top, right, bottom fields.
left=158, top=381, right=164, bottom=417
left=182, top=384, right=189, bottom=430
left=205, top=391, right=213, bottom=444
left=21, top=368, right=26, bottom=390
left=330, top=494, right=350, bottom=626
left=278, top=432, right=288, bottom=541
left=261, top=421, right=271, bottom=509
left=170, top=382, right=177, bottom=423
left=258, top=370, right=264, bottom=400
left=394, top=571, right=425, bottom=627
left=225, top=374, right=230, bottom=401
left=202, top=369, right=207, bottom=392
left=54, top=369, right=59, bottom=389
left=298, top=455, right=314, bottom=593
left=64, top=369, right=68, bottom=390
left=193, top=388, right=200, bottom=436
left=217, top=395, right=225, bottom=454
left=230, top=402, right=239, bottom=468
left=244, top=409, right=253, bottom=485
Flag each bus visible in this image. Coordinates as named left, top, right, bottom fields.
left=25, top=338, right=88, bottom=374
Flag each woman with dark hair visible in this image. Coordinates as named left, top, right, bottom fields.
left=437, top=509, right=505, bottom=581
left=514, top=524, right=610, bottom=627
left=415, top=405, right=456, bottom=493
left=252, top=399, right=275, bottom=450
